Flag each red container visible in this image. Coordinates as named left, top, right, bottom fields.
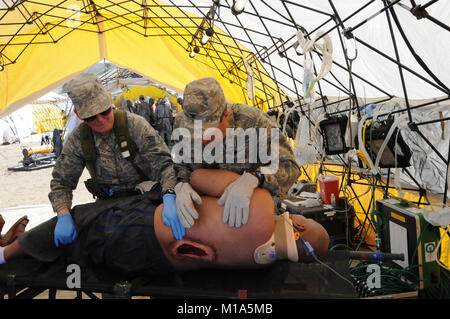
left=318, top=175, right=340, bottom=205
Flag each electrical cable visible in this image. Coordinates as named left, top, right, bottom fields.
left=287, top=108, right=446, bottom=296
left=349, top=259, right=419, bottom=297
left=299, top=107, right=449, bottom=296
left=278, top=212, right=357, bottom=289
left=345, top=121, right=422, bottom=295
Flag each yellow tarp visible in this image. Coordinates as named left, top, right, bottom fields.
left=31, top=103, right=65, bottom=133
left=113, top=86, right=178, bottom=108
left=0, top=1, right=283, bottom=117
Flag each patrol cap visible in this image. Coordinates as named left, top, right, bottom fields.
left=66, top=73, right=111, bottom=120
left=177, top=77, right=227, bottom=132
left=139, top=95, right=145, bottom=99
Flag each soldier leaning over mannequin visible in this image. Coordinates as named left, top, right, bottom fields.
left=48, top=73, right=185, bottom=247
left=172, top=77, right=301, bottom=229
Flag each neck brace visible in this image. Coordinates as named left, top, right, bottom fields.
left=253, top=212, right=299, bottom=264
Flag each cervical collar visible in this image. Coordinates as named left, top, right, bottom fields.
left=253, top=212, right=299, bottom=264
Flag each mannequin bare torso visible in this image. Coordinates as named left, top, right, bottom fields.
left=154, top=188, right=275, bottom=272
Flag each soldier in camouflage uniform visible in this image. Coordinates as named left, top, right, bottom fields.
left=136, top=95, right=155, bottom=126
left=48, top=73, right=185, bottom=247
left=155, top=98, right=173, bottom=146
left=172, top=77, right=301, bottom=229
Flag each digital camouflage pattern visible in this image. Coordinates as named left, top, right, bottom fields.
left=173, top=103, right=301, bottom=196
left=66, top=73, right=111, bottom=120
left=177, top=77, right=227, bottom=132
left=136, top=100, right=155, bottom=125
left=49, top=112, right=177, bottom=212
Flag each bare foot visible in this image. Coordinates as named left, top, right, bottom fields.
left=0, top=216, right=29, bottom=246
left=0, top=214, right=4, bottom=235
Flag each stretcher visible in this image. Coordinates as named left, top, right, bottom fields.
left=0, top=250, right=356, bottom=299
left=7, top=145, right=57, bottom=172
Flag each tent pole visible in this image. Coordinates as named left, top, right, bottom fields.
left=444, top=137, right=450, bottom=205
left=387, top=4, right=449, bottom=94
left=329, top=0, right=361, bottom=117
left=343, top=0, right=402, bottom=37
left=382, top=0, right=413, bottom=123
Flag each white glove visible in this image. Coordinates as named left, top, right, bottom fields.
left=135, top=181, right=158, bottom=194
left=218, top=172, right=259, bottom=228
left=174, top=182, right=203, bottom=228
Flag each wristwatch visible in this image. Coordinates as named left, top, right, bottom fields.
left=163, top=188, right=175, bottom=195
left=253, top=169, right=265, bottom=187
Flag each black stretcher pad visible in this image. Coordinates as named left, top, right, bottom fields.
left=0, top=250, right=356, bottom=299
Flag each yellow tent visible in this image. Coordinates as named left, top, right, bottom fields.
left=0, top=1, right=447, bottom=270
left=0, top=0, right=284, bottom=118
left=113, top=85, right=178, bottom=109
left=31, top=102, right=65, bottom=133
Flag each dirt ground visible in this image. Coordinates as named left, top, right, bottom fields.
left=0, top=135, right=93, bottom=209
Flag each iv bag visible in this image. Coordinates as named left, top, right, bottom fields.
left=297, top=29, right=333, bottom=104
left=303, top=57, right=315, bottom=103
left=294, top=114, right=318, bottom=166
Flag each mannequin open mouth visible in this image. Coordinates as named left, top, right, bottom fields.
left=172, top=240, right=216, bottom=261
left=177, top=243, right=207, bottom=256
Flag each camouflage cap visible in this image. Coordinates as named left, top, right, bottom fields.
left=177, top=77, right=227, bottom=133
left=66, top=73, right=111, bottom=120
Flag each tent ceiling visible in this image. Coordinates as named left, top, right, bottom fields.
left=175, top=0, right=450, bottom=99
left=0, top=0, right=449, bottom=118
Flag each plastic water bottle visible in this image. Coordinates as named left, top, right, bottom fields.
left=364, top=104, right=375, bottom=118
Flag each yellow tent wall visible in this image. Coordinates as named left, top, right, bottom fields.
left=113, top=86, right=178, bottom=107
left=0, top=3, right=283, bottom=118
left=31, top=103, right=65, bottom=133
left=0, top=28, right=101, bottom=117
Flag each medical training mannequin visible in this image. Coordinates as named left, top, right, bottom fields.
left=156, top=191, right=330, bottom=271
left=158, top=169, right=329, bottom=270
left=0, top=170, right=329, bottom=274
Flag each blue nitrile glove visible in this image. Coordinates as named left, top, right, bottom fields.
left=162, top=194, right=186, bottom=240
left=54, top=214, right=77, bottom=247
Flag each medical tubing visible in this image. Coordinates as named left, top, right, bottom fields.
left=373, top=114, right=408, bottom=170
left=357, top=114, right=377, bottom=174
left=299, top=236, right=315, bottom=258
left=282, top=106, right=297, bottom=134
left=303, top=57, right=315, bottom=101
left=312, top=112, right=327, bottom=154
left=436, top=227, right=450, bottom=271
left=393, top=128, right=404, bottom=196
left=276, top=111, right=285, bottom=128
left=299, top=236, right=353, bottom=287
left=348, top=251, right=404, bottom=261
